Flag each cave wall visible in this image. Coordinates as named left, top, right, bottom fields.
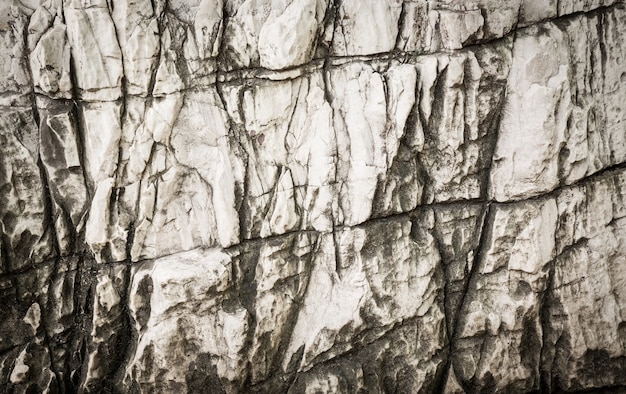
left=1, top=0, right=626, bottom=392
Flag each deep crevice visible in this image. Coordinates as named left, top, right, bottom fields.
left=446, top=203, right=494, bottom=393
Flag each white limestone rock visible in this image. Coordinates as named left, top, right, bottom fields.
left=130, top=156, right=221, bottom=261
left=328, top=61, right=418, bottom=224
left=547, top=169, right=626, bottom=390
left=282, top=306, right=447, bottom=393
left=0, top=258, right=86, bottom=393
left=236, top=232, right=318, bottom=384
left=0, top=109, right=54, bottom=273
left=119, top=95, right=183, bottom=183
left=491, top=7, right=626, bottom=202
left=85, top=177, right=115, bottom=262
left=395, top=0, right=623, bottom=64
left=436, top=7, right=484, bottom=50
left=63, top=0, right=123, bottom=101
left=111, top=0, right=160, bottom=95
left=519, top=0, right=557, bottom=25
left=0, top=1, right=626, bottom=393
left=128, top=89, right=240, bottom=261
left=416, top=40, right=510, bottom=203
left=431, top=203, right=486, bottom=329
left=258, top=0, right=328, bottom=69
left=222, top=71, right=337, bottom=236
left=0, top=4, right=33, bottom=106
left=77, top=88, right=236, bottom=263
left=125, top=249, right=248, bottom=393
left=490, top=24, right=571, bottom=201
left=93, top=96, right=178, bottom=262
left=168, top=89, right=239, bottom=247
left=553, top=8, right=626, bottom=183
left=194, top=0, right=225, bottom=59
left=600, top=7, right=626, bottom=166
left=28, top=18, right=72, bottom=98
left=222, top=0, right=329, bottom=71
left=396, top=0, right=511, bottom=54
left=151, top=21, right=186, bottom=96
left=36, top=97, right=88, bottom=254
left=557, top=0, right=618, bottom=15
left=221, top=62, right=419, bottom=237
left=283, top=216, right=443, bottom=374
left=78, top=102, right=123, bottom=186
left=453, top=198, right=558, bottom=392
left=82, top=264, right=128, bottom=391
left=332, top=0, right=402, bottom=56
left=547, top=223, right=626, bottom=390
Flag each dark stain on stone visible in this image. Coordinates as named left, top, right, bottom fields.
left=285, top=345, right=305, bottom=374
left=134, top=275, right=153, bottom=330
left=520, top=312, right=542, bottom=377
left=186, top=353, right=226, bottom=394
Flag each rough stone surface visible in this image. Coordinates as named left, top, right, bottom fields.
left=1, top=0, right=626, bottom=393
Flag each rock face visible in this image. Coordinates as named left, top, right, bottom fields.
left=1, top=0, right=626, bottom=392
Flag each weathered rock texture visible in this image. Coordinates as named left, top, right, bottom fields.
left=1, top=0, right=626, bottom=393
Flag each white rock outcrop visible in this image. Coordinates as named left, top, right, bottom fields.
left=1, top=0, right=626, bottom=393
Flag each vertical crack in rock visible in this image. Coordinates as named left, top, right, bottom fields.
left=32, top=153, right=63, bottom=389
left=539, top=228, right=559, bottom=393
left=441, top=202, right=493, bottom=393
